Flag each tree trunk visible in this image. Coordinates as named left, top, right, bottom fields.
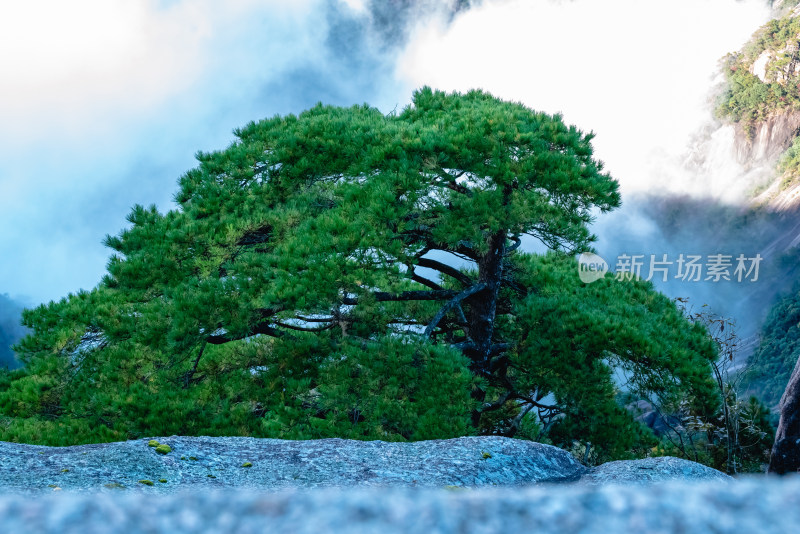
left=768, top=355, right=800, bottom=474
left=467, top=231, right=506, bottom=427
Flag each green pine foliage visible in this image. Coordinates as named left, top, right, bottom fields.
left=508, top=254, right=718, bottom=461
left=777, top=135, right=800, bottom=191
left=775, top=0, right=800, bottom=12
left=0, top=88, right=718, bottom=460
left=745, top=287, right=800, bottom=413
left=716, top=15, right=800, bottom=125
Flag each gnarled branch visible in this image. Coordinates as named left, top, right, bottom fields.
left=424, top=283, right=487, bottom=339
left=416, top=257, right=473, bottom=287
left=341, top=289, right=459, bottom=305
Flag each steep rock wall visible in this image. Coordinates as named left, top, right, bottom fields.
left=733, top=111, right=800, bottom=166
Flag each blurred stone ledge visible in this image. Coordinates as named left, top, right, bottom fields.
left=0, top=476, right=796, bottom=534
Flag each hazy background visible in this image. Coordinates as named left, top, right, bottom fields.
left=0, top=0, right=780, bottom=366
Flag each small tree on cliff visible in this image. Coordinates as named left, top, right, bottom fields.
left=3, top=88, right=718, bottom=457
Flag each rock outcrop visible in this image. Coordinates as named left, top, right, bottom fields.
left=0, top=435, right=734, bottom=494
left=769, top=355, right=800, bottom=473
left=0, top=436, right=587, bottom=494
left=625, top=400, right=683, bottom=437
left=582, top=456, right=732, bottom=485
left=733, top=110, right=800, bottom=165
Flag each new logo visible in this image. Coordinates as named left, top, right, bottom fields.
left=577, top=252, right=608, bottom=283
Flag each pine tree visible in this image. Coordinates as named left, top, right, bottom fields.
left=1, top=88, right=718, bottom=458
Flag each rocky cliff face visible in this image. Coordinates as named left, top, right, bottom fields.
left=733, top=111, right=800, bottom=167
left=719, top=9, right=800, bottom=209
left=733, top=13, right=800, bottom=170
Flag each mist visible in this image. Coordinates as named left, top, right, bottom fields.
left=0, top=0, right=791, bottom=358
left=594, top=194, right=800, bottom=338
left=0, top=0, right=463, bottom=304
left=0, top=295, right=27, bottom=369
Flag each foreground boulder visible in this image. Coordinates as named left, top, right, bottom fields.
left=0, top=476, right=795, bottom=534
left=0, top=436, right=587, bottom=493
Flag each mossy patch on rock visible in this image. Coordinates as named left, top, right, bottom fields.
left=139, top=479, right=154, bottom=486
left=155, top=444, right=172, bottom=455
left=241, top=462, right=253, bottom=468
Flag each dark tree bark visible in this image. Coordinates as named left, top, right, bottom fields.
left=464, top=231, right=507, bottom=427
left=769, top=356, right=800, bottom=474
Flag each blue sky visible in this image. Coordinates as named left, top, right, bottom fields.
left=0, top=0, right=770, bottom=307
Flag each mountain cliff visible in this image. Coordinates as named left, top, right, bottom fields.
left=718, top=6, right=800, bottom=209
left=715, top=5, right=800, bottom=410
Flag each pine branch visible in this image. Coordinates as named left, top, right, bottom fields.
left=409, top=266, right=444, bottom=290
left=341, top=289, right=459, bottom=305
left=183, top=342, right=207, bottom=388
left=423, top=283, right=487, bottom=339
left=206, top=322, right=287, bottom=344
left=416, top=257, right=472, bottom=286
left=434, top=168, right=473, bottom=197
left=273, top=321, right=336, bottom=332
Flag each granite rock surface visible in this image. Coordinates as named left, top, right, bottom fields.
left=0, top=435, right=590, bottom=494
left=582, top=456, right=732, bottom=485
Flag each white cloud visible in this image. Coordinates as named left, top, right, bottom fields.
left=397, top=0, right=770, bottom=197
left=0, top=0, right=319, bottom=147
left=341, top=0, right=368, bottom=13
left=0, top=0, right=329, bottom=302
